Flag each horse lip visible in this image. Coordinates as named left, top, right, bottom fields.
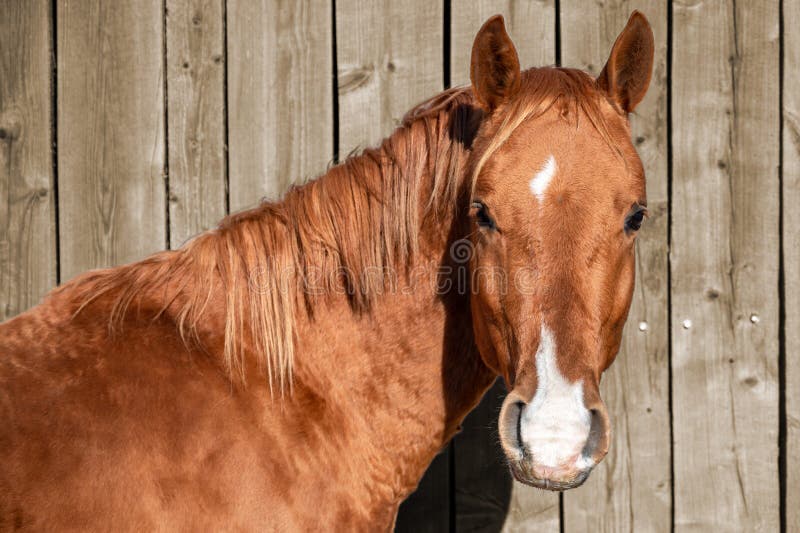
left=508, top=462, right=592, bottom=492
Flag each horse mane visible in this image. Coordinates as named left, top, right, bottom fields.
left=61, top=67, right=612, bottom=394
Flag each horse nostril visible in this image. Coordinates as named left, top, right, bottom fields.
left=580, top=408, right=610, bottom=465
left=515, top=401, right=526, bottom=453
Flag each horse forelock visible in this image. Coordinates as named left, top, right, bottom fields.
left=470, top=67, right=618, bottom=198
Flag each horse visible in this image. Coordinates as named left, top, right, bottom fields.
left=0, top=12, right=654, bottom=531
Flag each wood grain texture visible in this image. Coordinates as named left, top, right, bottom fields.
left=783, top=0, right=800, bottom=528
left=671, top=1, right=780, bottom=530
left=334, top=2, right=444, bottom=529
left=57, top=0, right=166, bottom=280
left=0, top=0, right=56, bottom=320
left=227, top=0, right=332, bottom=210
left=560, top=3, right=671, bottom=532
left=166, top=0, right=226, bottom=247
left=0, top=3, right=791, bottom=530
left=335, top=0, right=443, bottom=157
left=450, top=0, right=556, bottom=85
left=450, top=3, right=560, bottom=532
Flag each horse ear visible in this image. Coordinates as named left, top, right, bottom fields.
left=597, top=11, right=654, bottom=114
left=470, top=15, right=521, bottom=111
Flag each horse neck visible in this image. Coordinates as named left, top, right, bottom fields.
left=273, top=123, right=495, bottom=502
left=120, top=100, right=497, bottom=508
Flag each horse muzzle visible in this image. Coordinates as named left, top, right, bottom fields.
left=497, top=384, right=611, bottom=491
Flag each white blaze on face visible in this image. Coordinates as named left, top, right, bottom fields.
left=529, top=155, right=557, bottom=201
left=519, top=323, right=592, bottom=468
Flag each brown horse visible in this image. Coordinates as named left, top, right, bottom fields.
left=0, top=12, right=654, bottom=531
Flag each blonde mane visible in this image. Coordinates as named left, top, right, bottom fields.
left=63, top=67, right=612, bottom=394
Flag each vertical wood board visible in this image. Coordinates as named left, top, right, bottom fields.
left=336, top=0, right=443, bottom=156
left=671, top=1, right=780, bottom=530
left=166, top=0, right=227, bottom=247
left=57, top=0, right=166, bottom=279
left=334, top=1, right=445, bottom=529
left=227, top=0, right=333, bottom=210
left=450, top=3, right=561, bottom=532
left=0, top=0, right=56, bottom=319
left=560, top=3, right=671, bottom=532
left=783, top=0, right=800, bottom=528
left=450, top=0, right=556, bottom=86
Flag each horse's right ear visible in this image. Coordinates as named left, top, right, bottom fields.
left=470, top=15, right=521, bottom=112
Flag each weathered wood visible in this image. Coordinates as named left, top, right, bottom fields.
left=783, top=0, right=800, bottom=528
left=394, top=451, right=451, bottom=533
left=454, top=380, right=560, bottom=533
left=451, top=380, right=514, bottom=532
left=226, top=0, right=332, bottom=210
left=560, top=3, right=671, bottom=532
left=166, top=0, right=226, bottom=247
left=0, top=0, right=56, bottom=320
left=336, top=0, right=443, bottom=157
left=450, top=3, right=560, bottom=532
left=450, top=0, right=556, bottom=85
left=1, top=3, right=792, bottom=529
left=334, top=2, right=444, bottom=529
left=671, top=1, right=780, bottom=530
left=500, top=480, right=560, bottom=533
left=57, top=0, right=166, bottom=280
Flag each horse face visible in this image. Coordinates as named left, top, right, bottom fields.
left=466, top=14, right=654, bottom=490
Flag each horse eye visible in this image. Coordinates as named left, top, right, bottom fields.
left=471, top=200, right=496, bottom=230
left=625, top=206, right=647, bottom=234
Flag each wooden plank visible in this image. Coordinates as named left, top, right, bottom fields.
left=450, top=3, right=560, bottom=532
left=560, top=3, right=671, bottom=532
left=451, top=380, right=513, bottom=532
left=57, top=0, right=166, bottom=280
left=783, top=0, right=800, bottom=528
left=671, top=1, right=780, bottom=530
left=394, top=451, right=451, bottom=533
left=226, top=0, right=332, bottom=210
left=165, top=0, right=226, bottom=247
left=450, top=0, right=556, bottom=84
left=453, top=379, right=512, bottom=531
left=334, top=2, right=444, bottom=529
left=336, top=0, right=443, bottom=157
left=0, top=0, right=56, bottom=320
left=453, top=380, right=559, bottom=533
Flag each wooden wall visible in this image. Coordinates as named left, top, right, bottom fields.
left=0, top=1, right=792, bottom=531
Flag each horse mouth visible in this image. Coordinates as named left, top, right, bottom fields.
left=507, top=459, right=593, bottom=492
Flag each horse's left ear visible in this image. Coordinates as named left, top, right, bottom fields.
left=470, top=15, right=521, bottom=112
left=597, top=11, right=654, bottom=114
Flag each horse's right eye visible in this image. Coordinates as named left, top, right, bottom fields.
left=471, top=200, right=496, bottom=230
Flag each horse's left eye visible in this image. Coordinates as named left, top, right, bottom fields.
left=625, top=206, right=647, bottom=234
